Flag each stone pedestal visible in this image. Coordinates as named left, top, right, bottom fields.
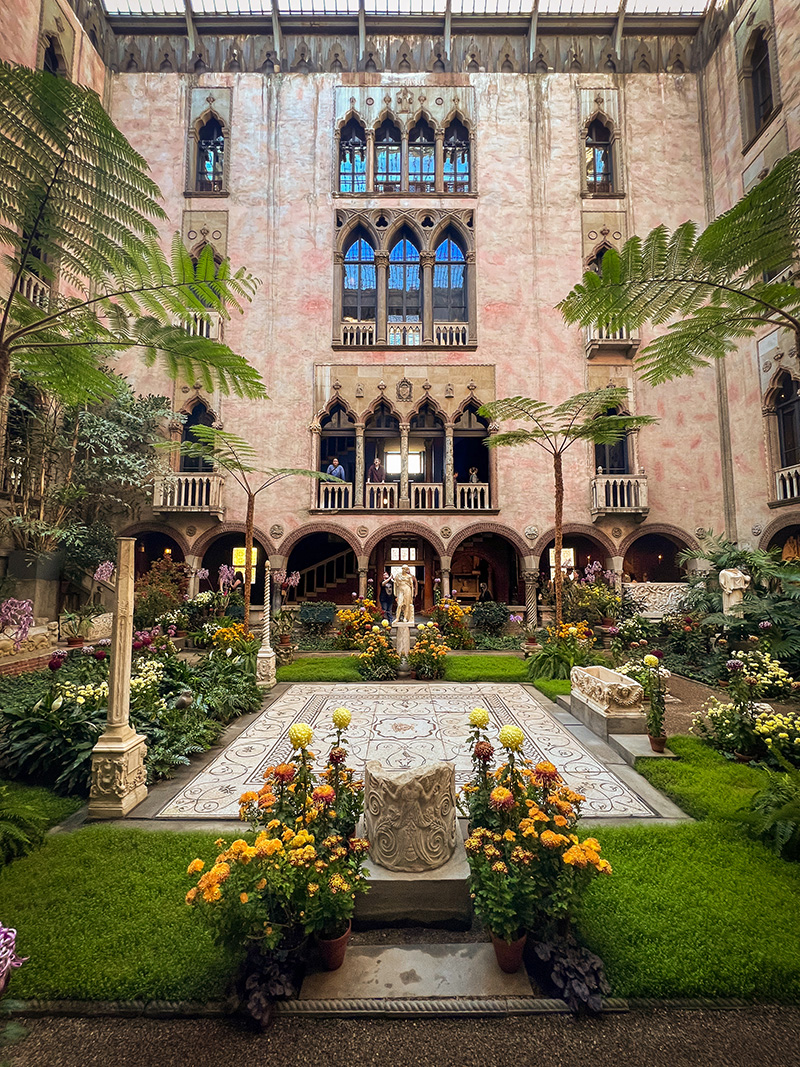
left=364, top=761, right=457, bottom=872
left=256, top=560, right=277, bottom=689
left=569, top=664, right=646, bottom=740
left=89, top=538, right=148, bottom=819
left=394, top=621, right=411, bottom=673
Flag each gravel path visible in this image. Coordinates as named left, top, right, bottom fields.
left=7, top=1008, right=800, bottom=1067
left=663, top=673, right=798, bottom=737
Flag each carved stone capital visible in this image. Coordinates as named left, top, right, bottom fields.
left=374, top=251, right=390, bottom=269
left=419, top=251, right=436, bottom=268
left=333, top=250, right=345, bottom=265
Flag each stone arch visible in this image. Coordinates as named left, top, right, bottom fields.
left=318, top=392, right=359, bottom=425
left=617, top=522, right=698, bottom=560
left=532, top=523, right=616, bottom=561
left=118, top=522, right=192, bottom=560
left=363, top=522, right=446, bottom=560
left=429, top=214, right=474, bottom=256
left=384, top=213, right=427, bottom=254
left=764, top=365, right=800, bottom=406
left=338, top=214, right=380, bottom=255
left=448, top=521, right=530, bottom=560
left=408, top=393, right=447, bottom=423
left=278, top=522, right=362, bottom=559
left=758, top=512, right=800, bottom=552
left=192, top=520, right=275, bottom=560
left=363, top=393, right=402, bottom=423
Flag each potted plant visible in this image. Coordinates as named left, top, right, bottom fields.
left=641, top=653, right=668, bottom=752
left=272, top=609, right=296, bottom=647
left=61, top=603, right=103, bottom=646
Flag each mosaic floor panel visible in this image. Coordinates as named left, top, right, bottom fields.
left=156, top=683, right=656, bottom=820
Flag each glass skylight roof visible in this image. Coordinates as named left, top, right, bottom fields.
left=101, top=0, right=709, bottom=16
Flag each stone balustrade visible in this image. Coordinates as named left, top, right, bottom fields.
left=19, top=271, right=48, bottom=308
left=152, top=472, right=225, bottom=516
left=341, top=322, right=375, bottom=346
left=410, top=482, right=444, bottom=509
left=318, top=481, right=352, bottom=509
left=775, top=463, right=800, bottom=502
left=434, top=322, right=469, bottom=346
left=388, top=322, right=422, bottom=346
left=184, top=311, right=221, bottom=339
left=570, top=664, right=646, bottom=740
left=591, top=472, right=649, bottom=519
left=457, top=482, right=490, bottom=509
left=365, top=481, right=398, bottom=509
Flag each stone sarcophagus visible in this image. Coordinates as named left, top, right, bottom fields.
left=570, top=664, right=646, bottom=740
left=364, top=761, right=457, bottom=873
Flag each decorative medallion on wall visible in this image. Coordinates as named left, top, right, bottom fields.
left=397, top=377, right=413, bottom=402
left=186, top=525, right=197, bottom=538
left=357, top=525, right=369, bottom=538
left=695, top=527, right=707, bottom=539
left=611, top=526, right=623, bottom=539
left=270, top=524, right=284, bottom=539
left=524, top=525, right=539, bottom=540
left=751, top=523, right=763, bottom=536
left=441, top=526, right=452, bottom=539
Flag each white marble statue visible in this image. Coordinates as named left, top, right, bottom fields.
left=394, top=565, right=418, bottom=625
left=718, top=567, right=751, bottom=615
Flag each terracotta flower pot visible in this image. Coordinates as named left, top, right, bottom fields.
left=317, top=921, right=351, bottom=971
left=490, top=930, right=527, bottom=974
left=66, top=636, right=84, bottom=647
left=648, top=733, right=667, bottom=753
left=279, top=633, right=292, bottom=647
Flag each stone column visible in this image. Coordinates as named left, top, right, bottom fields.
left=375, top=251, right=389, bottom=345
left=440, top=563, right=451, bottom=599
left=366, top=129, right=375, bottom=192
left=420, top=251, right=435, bottom=344
left=399, top=421, right=410, bottom=507
left=354, top=424, right=365, bottom=507
left=434, top=128, right=444, bottom=194
left=400, top=132, right=409, bottom=193
left=488, top=421, right=499, bottom=508
left=444, top=423, right=455, bottom=508
left=523, top=570, right=538, bottom=629
left=466, top=250, right=477, bottom=344
left=88, top=538, right=148, bottom=819
left=185, top=554, right=202, bottom=598
left=310, top=418, right=322, bottom=509
left=256, top=557, right=277, bottom=688
left=358, top=566, right=368, bottom=598
left=332, top=251, right=344, bottom=344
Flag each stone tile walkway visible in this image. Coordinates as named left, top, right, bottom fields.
left=155, top=683, right=661, bottom=821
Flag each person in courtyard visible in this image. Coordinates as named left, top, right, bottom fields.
left=380, top=570, right=394, bottom=624
left=394, top=565, right=418, bottom=624
left=326, top=456, right=345, bottom=480
left=478, top=582, right=493, bottom=602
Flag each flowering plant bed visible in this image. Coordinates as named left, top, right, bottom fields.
left=429, top=597, right=475, bottom=649
left=352, top=622, right=399, bottom=680
left=408, top=621, right=449, bottom=679
left=334, top=597, right=384, bottom=649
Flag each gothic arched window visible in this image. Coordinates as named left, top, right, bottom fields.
left=196, top=115, right=225, bottom=193
left=408, top=117, right=435, bottom=193
left=181, top=402, right=214, bottom=473
left=388, top=232, right=421, bottom=327
left=776, top=374, right=800, bottom=468
left=443, top=118, right=470, bottom=193
left=342, top=232, right=376, bottom=323
left=585, top=117, right=613, bottom=194
left=374, top=119, right=402, bottom=192
left=339, top=117, right=367, bottom=193
left=750, top=31, right=774, bottom=134
left=433, top=234, right=467, bottom=322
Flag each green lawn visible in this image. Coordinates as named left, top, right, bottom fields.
left=531, top=678, right=572, bottom=703
left=276, top=655, right=361, bottom=682
left=0, top=778, right=83, bottom=829
left=1, top=826, right=239, bottom=1002
left=277, top=653, right=529, bottom=684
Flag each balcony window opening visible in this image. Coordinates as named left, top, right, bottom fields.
left=453, top=404, right=490, bottom=488
left=777, top=374, right=800, bottom=468
left=339, top=117, right=367, bottom=193
left=585, top=117, right=613, bottom=194
left=594, top=409, right=630, bottom=475
left=384, top=450, right=423, bottom=476
left=588, top=245, right=610, bottom=276
left=342, top=233, right=376, bottom=323
left=321, top=402, right=356, bottom=484
left=408, top=118, right=435, bottom=193
left=433, top=235, right=467, bottom=323
left=374, top=118, right=402, bottom=192
left=43, top=37, right=66, bottom=78
left=196, top=115, right=225, bottom=193
left=443, top=118, right=470, bottom=193
left=388, top=233, right=421, bottom=343
left=750, top=31, right=774, bottom=134
left=181, top=401, right=215, bottom=473
left=410, top=402, right=445, bottom=483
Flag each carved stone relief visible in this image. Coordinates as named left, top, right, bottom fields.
left=364, top=761, right=457, bottom=872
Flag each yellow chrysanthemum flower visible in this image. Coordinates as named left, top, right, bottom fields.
left=469, top=707, right=490, bottom=728
left=187, top=858, right=204, bottom=875
left=288, top=722, right=313, bottom=749
left=498, top=724, right=525, bottom=751
left=332, top=706, right=352, bottom=729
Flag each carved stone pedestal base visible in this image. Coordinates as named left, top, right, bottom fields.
left=256, top=648, right=277, bottom=689
left=88, top=730, right=148, bottom=819
left=365, top=761, right=457, bottom=872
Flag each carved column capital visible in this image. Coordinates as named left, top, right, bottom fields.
left=333, top=250, right=345, bottom=265
left=419, top=251, right=436, bottom=269
left=374, top=251, right=390, bottom=269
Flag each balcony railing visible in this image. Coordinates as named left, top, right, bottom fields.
left=457, top=483, right=490, bottom=509
left=389, top=323, right=421, bottom=346
left=341, top=322, right=375, bottom=346
left=584, top=323, right=638, bottom=357
left=365, top=482, right=398, bottom=509
left=591, top=473, right=649, bottom=521
left=410, top=483, right=444, bottom=509
left=318, top=482, right=352, bottom=509
left=153, top=472, right=225, bottom=516
left=775, top=463, right=800, bottom=502
left=19, top=272, right=49, bottom=308
left=434, top=322, right=469, bottom=346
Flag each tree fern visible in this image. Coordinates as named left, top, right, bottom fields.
left=558, top=148, right=800, bottom=385
left=0, top=62, right=265, bottom=412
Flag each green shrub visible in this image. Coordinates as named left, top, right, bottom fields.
left=470, top=601, right=509, bottom=636
left=298, top=601, right=337, bottom=638
left=736, top=760, right=800, bottom=861
left=474, top=634, right=523, bottom=651
left=133, top=558, right=191, bottom=628
left=0, top=784, right=49, bottom=865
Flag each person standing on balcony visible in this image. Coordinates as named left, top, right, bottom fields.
left=380, top=570, right=394, bottom=624
left=469, top=467, right=479, bottom=483
left=327, top=456, right=345, bottom=480
left=368, top=457, right=385, bottom=482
